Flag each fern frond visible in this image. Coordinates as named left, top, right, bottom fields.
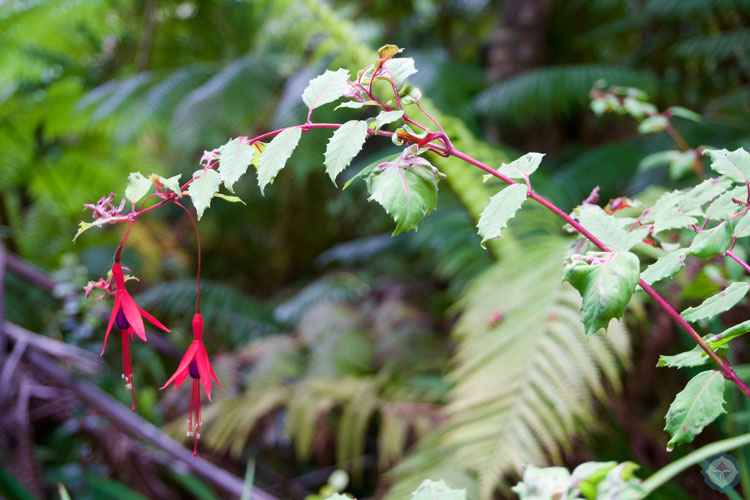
left=386, top=236, right=630, bottom=499
left=673, top=29, right=750, bottom=61
left=475, top=65, right=659, bottom=124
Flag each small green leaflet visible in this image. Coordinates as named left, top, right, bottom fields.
left=577, top=205, right=633, bottom=252
left=564, top=252, right=640, bottom=336
left=214, top=193, right=245, bottom=204
left=665, top=370, right=726, bottom=451
left=652, top=209, right=698, bottom=235
left=688, top=220, right=732, bottom=258
left=594, top=462, right=646, bottom=500
left=705, top=148, right=750, bottom=184
left=476, top=184, right=527, bottom=247
left=638, top=115, right=668, bottom=134
left=641, top=249, right=688, bottom=286
left=156, top=174, right=182, bottom=197
left=302, top=68, right=350, bottom=111
left=668, top=106, right=701, bottom=122
left=188, top=169, right=221, bottom=220
left=257, top=128, right=302, bottom=195
left=218, top=138, right=255, bottom=192
left=335, top=100, right=379, bottom=110
left=496, top=152, right=545, bottom=179
left=373, top=110, right=404, bottom=131
left=410, top=479, right=466, bottom=500
left=681, top=281, right=750, bottom=322
left=706, top=319, right=750, bottom=351
left=324, top=120, right=369, bottom=185
left=512, top=466, right=572, bottom=500
left=366, top=150, right=440, bottom=236
left=125, top=172, right=152, bottom=204
left=657, top=346, right=707, bottom=368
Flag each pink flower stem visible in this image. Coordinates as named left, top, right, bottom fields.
left=446, top=145, right=750, bottom=400
left=173, top=200, right=202, bottom=313
left=726, top=249, right=750, bottom=275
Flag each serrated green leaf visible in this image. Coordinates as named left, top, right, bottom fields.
left=188, top=169, right=221, bottom=220
left=302, top=68, right=350, bottom=111
left=571, top=462, right=617, bottom=499
left=384, top=58, right=417, bottom=88
left=218, top=138, right=255, bottom=192
left=665, top=370, right=726, bottom=451
left=257, top=128, right=302, bottom=195
left=125, top=172, right=152, bottom=204
left=657, top=346, right=708, bottom=368
left=476, top=184, right=527, bottom=247
left=688, top=220, right=733, bottom=258
left=653, top=209, right=698, bottom=234
left=578, top=205, right=634, bottom=251
left=157, top=174, right=182, bottom=197
left=367, top=153, right=440, bottom=236
left=705, top=186, right=746, bottom=219
left=668, top=106, right=701, bottom=122
left=373, top=110, right=404, bottom=131
left=641, top=249, right=688, bottom=286
left=342, top=152, right=400, bottom=191
left=496, top=152, right=545, bottom=179
left=626, top=227, right=650, bottom=249
left=324, top=120, right=369, bottom=185
left=73, top=221, right=93, bottom=243
left=564, top=252, right=640, bottom=335
left=705, top=148, right=750, bottom=184
left=681, top=178, right=733, bottom=212
left=681, top=281, right=750, bottom=322
left=638, top=115, right=668, bottom=134
left=411, top=479, right=466, bottom=500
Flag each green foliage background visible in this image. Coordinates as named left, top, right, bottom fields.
left=1, top=1, right=749, bottom=499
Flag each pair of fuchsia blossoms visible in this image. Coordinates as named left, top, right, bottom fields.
left=101, top=261, right=222, bottom=456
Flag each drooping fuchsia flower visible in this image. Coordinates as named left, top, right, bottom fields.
left=103, top=262, right=170, bottom=409
left=161, top=313, right=223, bottom=456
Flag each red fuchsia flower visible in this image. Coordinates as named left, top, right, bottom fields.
left=161, top=313, right=223, bottom=456
left=103, top=262, right=170, bottom=409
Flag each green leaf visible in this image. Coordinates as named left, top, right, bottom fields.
left=578, top=205, right=633, bottom=252
left=657, top=346, right=708, bottom=368
left=373, top=110, right=404, bottom=131
left=476, top=184, right=528, bottom=247
left=410, top=479, right=466, bottom=500
left=257, top=128, right=302, bottom=195
left=571, top=462, right=617, bottom=500
left=73, top=221, right=93, bottom=243
left=125, top=171, right=152, bottom=204
left=188, top=169, right=221, bottom=220
left=638, top=115, right=668, bottom=134
left=668, top=106, right=701, bottom=122
left=665, top=370, right=726, bottom=451
left=641, top=249, right=688, bottom=286
left=652, top=209, right=698, bottom=234
left=705, top=186, right=746, bottom=219
left=595, top=463, right=645, bottom=500
left=564, top=252, right=640, bottom=335
left=623, top=97, right=657, bottom=119
left=324, top=120, right=369, bottom=185
left=218, top=138, right=255, bottom=192
left=366, top=148, right=440, bottom=235
left=688, top=220, right=733, bottom=258
left=735, top=213, right=750, bottom=238
left=302, top=68, right=350, bottom=111
left=213, top=193, right=245, bottom=204
left=496, top=152, right=545, bottom=179
left=323, top=495, right=352, bottom=500
left=342, top=152, right=400, bottom=191
left=705, top=148, right=750, bottom=184
left=156, top=174, right=182, bottom=197
left=681, top=282, right=750, bottom=322
left=335, top=100, right=378, bottom=110
left=58, top=484, right=73, bottom=500
left=384, top=58, right=417, bottom=88
left=707, top=319, right=750, bottom=351
left=512, top=466, right=571, bottom=500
